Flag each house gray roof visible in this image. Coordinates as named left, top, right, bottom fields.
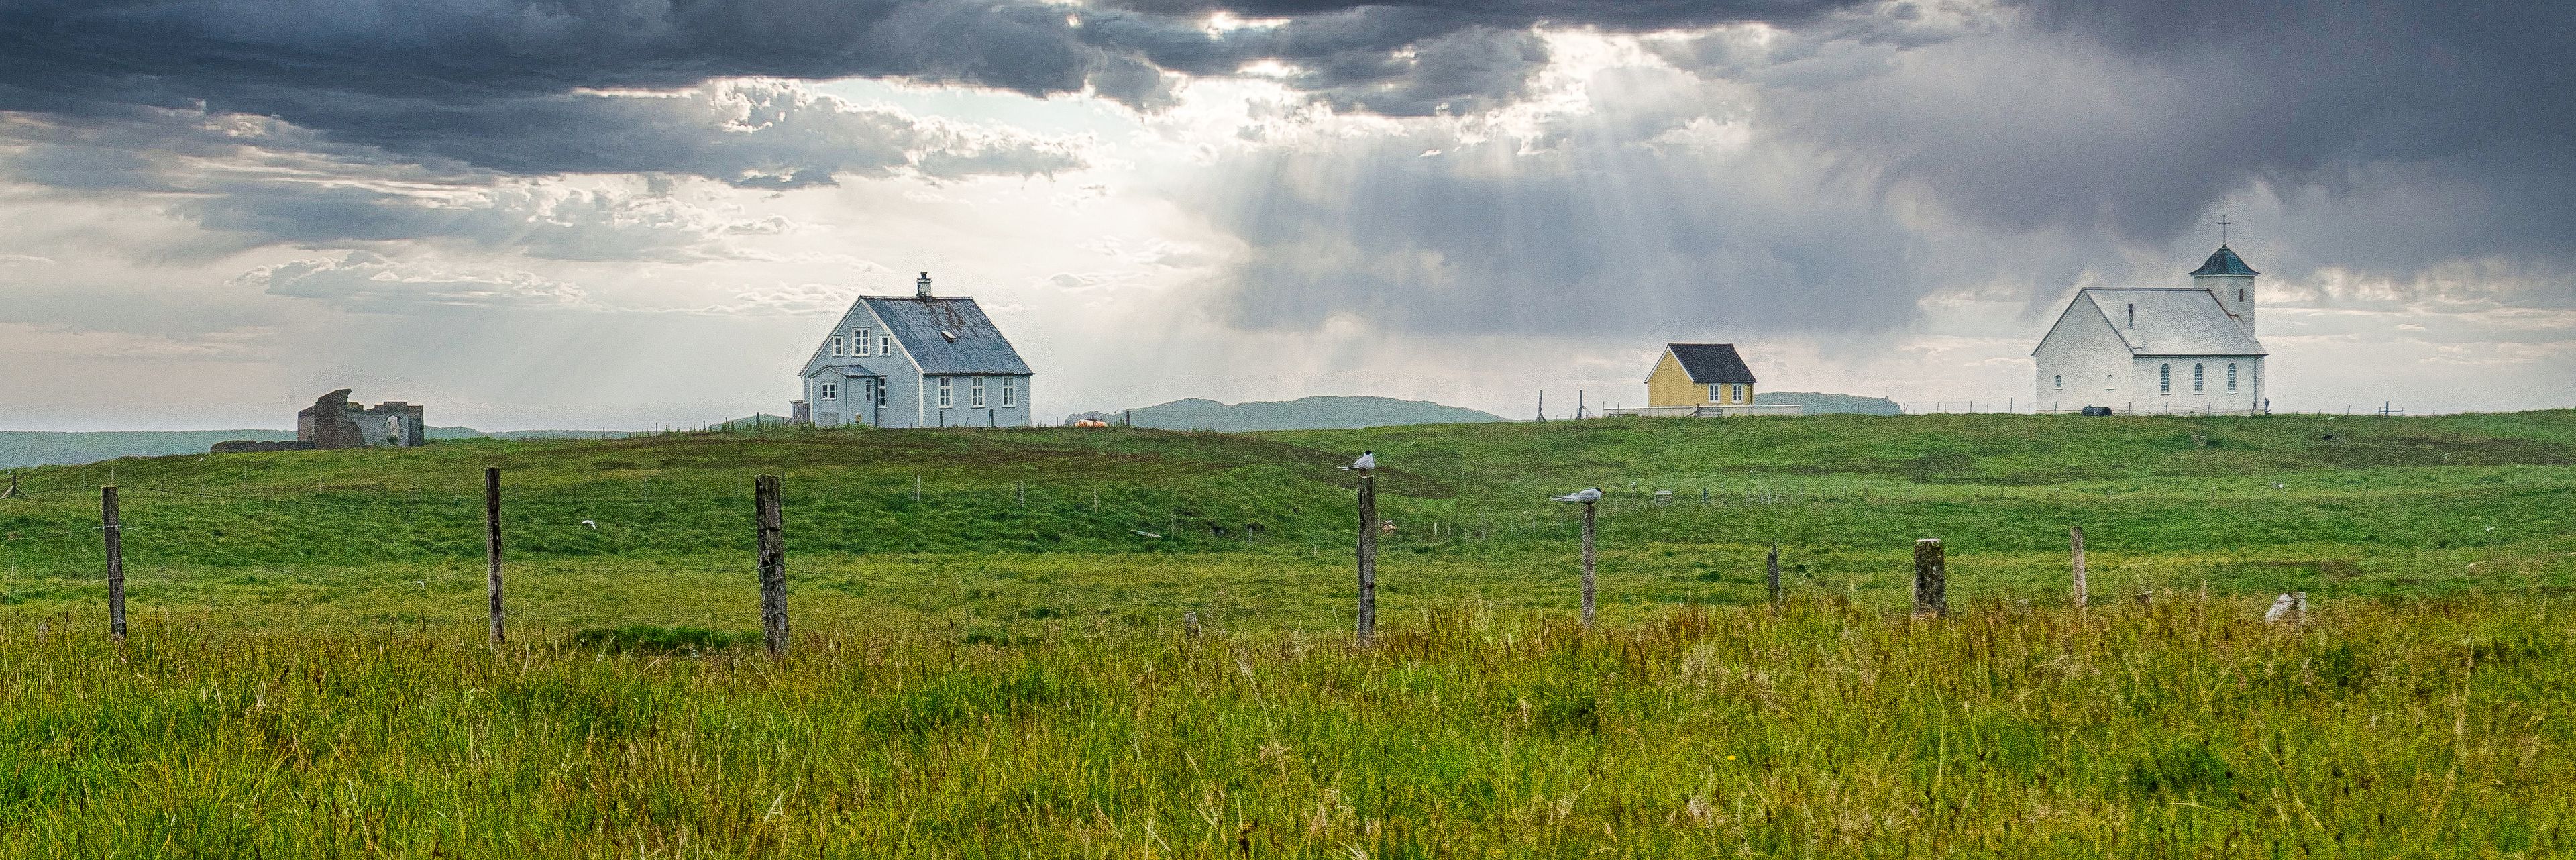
left=2190, top=245, right=2259, bottom=276
left=1662, top=343, right=1757, bottom=384
left=2080, top=288, right=2266, bottom=356
left=859, top=296, right=1033, bottom=376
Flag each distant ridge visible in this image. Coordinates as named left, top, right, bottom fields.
left=1756, top=392, right=1902, bottom=416
left=1067, top=396, right=1507, bottom=432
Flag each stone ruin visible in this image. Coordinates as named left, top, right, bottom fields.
left=211, top=389, right=426, bottom=453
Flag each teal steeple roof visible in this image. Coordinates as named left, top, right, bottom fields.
left=2190, top=245, right=2258, bottom=276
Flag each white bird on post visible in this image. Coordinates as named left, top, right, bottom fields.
left=1552, top=488, right=1603, bottom=504
left=1340, top=451, right=1376, bottom=472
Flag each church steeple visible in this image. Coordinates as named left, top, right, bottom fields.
left=2191, top=231, right=2259, bottom=337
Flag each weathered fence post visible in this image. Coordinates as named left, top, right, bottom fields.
left=2069, top=526, right=2087, bottom=610
left=1356, top=475, right=1377, bottom=644
left=756, top=474, right=788, bottom=657
left=1766, top=543, right=1782, bottom=608
left=101, top=486, right=125, bottom=640
left=1913, top=538, right=1945, bottom=617
left=486, top=467, right=504, bottom=643
left=2292, top=590, right=2306, bottom=623
left=1579, top=500, right=1597, bottom=626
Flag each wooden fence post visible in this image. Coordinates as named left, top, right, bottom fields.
left=1579, top=501, right=1597, bottom=626
left=1913, top=538, right=1945, bottom=617
left=757, top=474, right=788, bottom=657
left=1766, top=543, right=1782, bottom=608
left=486, top=468, right=504, bottom=643
left=2069, top=526, right=2087, bottom=611
left=1356, top=475, right=1377, bottom=644
left=101, top=486, right=125, bottom=640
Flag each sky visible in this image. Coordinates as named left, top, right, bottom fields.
left=1, top=0, right=2569, bottom=431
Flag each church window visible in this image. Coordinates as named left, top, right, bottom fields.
left=829, top=336, right=843, bottom=357
left=2193, top=364, right=2205, bottom=394
left=2238, top=288, right=2247, bottom=303
left=2159, top=364, right=2171, bottom=394
left=1002, top=377, right=1016, bottom=407
left=2227, top=363, right=2239, bottom=393
left=971, top=376, right=986, bottom=408
left=938, top=377, right=953, bottom=408
left=818, top=382, right=837, bottom=401
left=2053, top=374, right=2063, bottom=391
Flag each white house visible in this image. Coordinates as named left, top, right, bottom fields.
left=795, top=272, right=1034, bottom=428
left=2032, top=245, right=2267, bottom=414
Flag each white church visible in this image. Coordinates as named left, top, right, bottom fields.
left=2032, top=243, right=2269, bottom=414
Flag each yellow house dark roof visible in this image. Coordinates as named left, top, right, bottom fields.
left=1665, top=343, right=1756, bottom=384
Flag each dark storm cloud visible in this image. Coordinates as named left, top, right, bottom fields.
left=1770, top=0, right=2576, bottom=261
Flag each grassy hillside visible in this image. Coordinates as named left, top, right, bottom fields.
left=1068, top=395, right=1507, bottom=431
left=5, top=412, right=2575, bottom=856
left=1, top=411, right=2570, bottom=633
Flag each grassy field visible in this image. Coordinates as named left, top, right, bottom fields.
left=3, top=411, right=2574, bottom=855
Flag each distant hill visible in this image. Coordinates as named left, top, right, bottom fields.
left=1756, top=392, right=1902, bottom=416
left=0, top=426, right=636, bottom=469
left=1067, top=396, right=1509, bottom=431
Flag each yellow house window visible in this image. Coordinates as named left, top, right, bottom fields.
left=1707, top=384, right=1723, bottom=402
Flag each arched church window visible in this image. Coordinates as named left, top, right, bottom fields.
left=2193, top=364, right=2205, bottom=393
left=2227, top=363, right=2239, bottom=393
left=2053, top=374, right=2063, bottom=391
left=2159, top=364, right=2171, bottom=394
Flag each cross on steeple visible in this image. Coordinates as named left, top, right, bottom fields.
left=2217, top=213, right=2231, bottom=246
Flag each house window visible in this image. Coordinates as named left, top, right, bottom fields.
left=1707, top=384, right=1723, bottom=402
left=2159, top=364, right=2171, bottom=394
left=2193, top=364, right=2205, bottom=393
left=829, top=335, right=843, bottom=357
left=1733, top=384, right=1747, bottom=402
left=971, top=376, right=986, bottom=408
left=2053, top=374, right=2063, bottom=391
left=2226, top=363, right=2239, bottom=393
left=818, top=382, right=837, bottom=401
left=855, top=329, right=870, bottom=356
left=877, top=381, right=888, bottom=407
left=879, top=335, right=891, bottom=356
left=937, top=377, right=952, bottom=408
left=1002, top=376, right=1016, bottom=407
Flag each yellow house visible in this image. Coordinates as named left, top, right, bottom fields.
left=1645, top=343, right=1758, bottom=407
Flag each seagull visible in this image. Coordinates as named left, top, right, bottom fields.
left=2264, top=593, right=2296, bottom=623
left=1552, top=488, right=1603, bottom=504
left=581, top=519, right=598, bottom=530
left=1340, top=451, right=1376, bottom=472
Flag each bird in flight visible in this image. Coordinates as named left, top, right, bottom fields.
left=1552, top=488, right=1603, bottom=504
left=1340, top=451, right=1375, bottom=471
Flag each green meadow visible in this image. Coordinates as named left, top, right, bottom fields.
left=2, top=411, right=2574, bottom=855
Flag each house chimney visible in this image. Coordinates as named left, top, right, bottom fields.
left=916, top=271, right=933, bottom=298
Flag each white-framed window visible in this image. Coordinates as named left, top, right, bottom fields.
left=818, top=381, right=837, bottom=401
left=937, top=377, right=952, bottom=408
left=1001, top=376, right=1016, bottom=407
left=2053, top=374, right=2064, bottom=391
left=879, top=335, right=892, bottom=356
left=878, top=380, right=888, bottom=406
left=1733, top=384, right=1746, bottom=402
left=2159, top=364, right=2171, bottom=393
left=2226, top=363, right=2239, bottom=393
left=828, top=335, right=844, bottom=357
left=971, top=376, right=986, bottom=408
left=855, top=329, right=870, bottom=356
left=2106, top=374, right=2116, bottom=391
left=2192, top=363, right=2205, bottom=393
left=1707, top=384, right=1723, bottom=402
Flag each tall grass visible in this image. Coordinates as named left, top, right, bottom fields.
left=5, top=597, right=2570, bottom=857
